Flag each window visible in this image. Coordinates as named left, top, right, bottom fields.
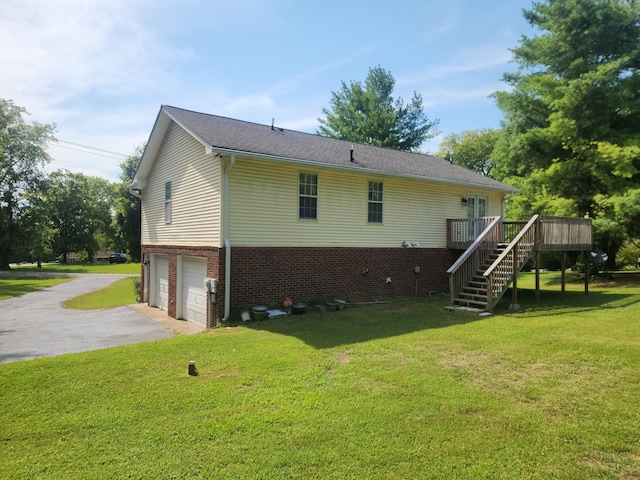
left=368, top=181, right=383, bottom=223
left=299, top=173, right=318, bottom=220
left=164, top=181, right=172, bottom=223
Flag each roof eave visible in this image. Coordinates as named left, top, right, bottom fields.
left=208, top=146, right=518, bottom=193
left=133, top=105, right=214, bottom=186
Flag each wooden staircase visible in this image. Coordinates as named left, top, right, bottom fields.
left=453, top=243, right=507, bottom=309
left=447, top=215, right=540, bottom=312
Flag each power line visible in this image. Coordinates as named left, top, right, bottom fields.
left=55, top=139, right=129, bottom=157
left=49, top=142, right=126, bottom=161
left=47, top=139, right=129, bottom=160
left=52, top=159, right=119, bottom=176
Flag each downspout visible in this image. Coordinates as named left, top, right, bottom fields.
left=221, top=154, right=236, bottom=322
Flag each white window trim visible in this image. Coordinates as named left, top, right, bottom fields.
left=298, top=172, right=318, bottom=220
left=165, top=181, right=172, bottom=224
left=367, top=180, right=383, bottom=224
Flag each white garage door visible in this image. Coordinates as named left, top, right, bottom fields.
left=154, top=255, right=169, bottom=312
left=181, top=257, right=207, bottom=328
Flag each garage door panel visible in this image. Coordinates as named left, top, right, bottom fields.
left=154, top=255, right=169, bottom=312
left=181, top=257, right=207, bottom=328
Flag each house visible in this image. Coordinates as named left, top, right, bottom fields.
left=130, top=105, right=521, bottom=327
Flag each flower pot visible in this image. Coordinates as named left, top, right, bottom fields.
left=326, top=301, right=338, bottom=311
left=335, top=299, right=346, bottom=311
left=292, top=303, right=307, bottom=315
left=251, top=306, right=268, bottom=321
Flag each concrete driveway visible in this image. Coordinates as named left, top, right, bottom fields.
left=0, top=273, right=182, bottom=364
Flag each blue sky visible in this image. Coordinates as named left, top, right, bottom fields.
left=1, top=0, right=535, bottom=181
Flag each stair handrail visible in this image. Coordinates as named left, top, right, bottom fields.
left=447, top=216, right=503, bottom=305
left=483, top=214, right=540, bottom=310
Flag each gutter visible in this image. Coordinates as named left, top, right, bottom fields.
left=127, top=182, right=142, bottom=199
left=127, top=176, right=146, bottom=199
left=221, top=154, right=236, bottom=322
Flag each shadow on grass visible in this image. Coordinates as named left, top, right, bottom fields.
left=245, top=273, right=640, bottom=348
left=493, top=287, right=640, bottom=317
left=531, top=269, right=640, bottom=288
left=243, top=297, right=484, bottom=349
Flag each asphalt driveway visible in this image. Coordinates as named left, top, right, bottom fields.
left=0, top=274, right=176, bottom=363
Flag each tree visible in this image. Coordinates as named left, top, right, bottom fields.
left=19, top=192, right=56, bottom=267
left=114, top=144, right=143, bottom=262
left=317, top=66, right=439, bottom=152
left=491, top=0, right=640, bottom=267
left=437, top=128, right=499, bottom=176
left=45, top=170, right=115, bottom=263
left=0, top=99, right=56, bottom=270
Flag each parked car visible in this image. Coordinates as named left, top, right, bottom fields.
left=109, top=253, right=127, bottom=264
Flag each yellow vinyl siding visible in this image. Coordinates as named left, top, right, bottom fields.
left=228, top=158, right=505, bottom=248
left=142, top=122, right=222, bottom=246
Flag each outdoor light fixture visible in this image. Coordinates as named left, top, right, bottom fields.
left=461, top=197, right=468, bottom=205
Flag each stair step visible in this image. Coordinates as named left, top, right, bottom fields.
left=454, top=297, right=488, bottom=307
left=459, top=290, right=488, bottom=299
left=462, top=288, right=487, bottom=295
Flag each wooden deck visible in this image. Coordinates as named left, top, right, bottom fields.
left=446, top=215, right=593, bottom=311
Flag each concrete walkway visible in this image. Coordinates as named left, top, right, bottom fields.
left=0, top=273, right=203, bottom=364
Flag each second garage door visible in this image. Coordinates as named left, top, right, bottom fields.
left=181, top=256, right=207, bottom=328
left=153, top=254, right=169, bottom=312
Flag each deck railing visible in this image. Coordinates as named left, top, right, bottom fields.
left=448, top=217, right=592, bottom=252
left=538, top=216, right=593, bottom=251
left=446, top=216, right=503, bottom=306
left=447, top=217, right=502, bottom=249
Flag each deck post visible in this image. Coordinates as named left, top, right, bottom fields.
left=510, top=248, right=520, bottom=311
left=584, top=250, right=590, bottom=295
left=535, top=251, right=541, bottom=304
left=561, top=251, right=566, bottom=298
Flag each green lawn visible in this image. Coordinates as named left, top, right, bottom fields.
left=1, top=272, right=639, bottom=479
left=0, top=275, right=74, bottom=301
left=11, top=262, right=141, bottom=274
left=62, top=277, right=139, bottom=309
left=1, top=263, right=141, bottom=303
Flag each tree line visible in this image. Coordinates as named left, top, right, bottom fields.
left=0, top=98, right=141, bottom=269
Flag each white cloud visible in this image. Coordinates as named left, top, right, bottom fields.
left=398, top=44, right=513, bottom=87
left=0, top=0, right=189, bottom=119
left=420, top=83, right=504, bottom=109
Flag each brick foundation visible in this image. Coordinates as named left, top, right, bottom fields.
left=142, top=244, right=458, bottom=324
left=229, top=247, right=456, bottom=312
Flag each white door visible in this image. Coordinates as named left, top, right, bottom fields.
left=153, top=255, right=169, bottom=312
left=467, top=195, right=489, bottom=240
left=180, top=257, right=207, bottom=328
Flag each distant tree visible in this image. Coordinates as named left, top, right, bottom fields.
left=0, top=99, right=56, bottom=270
left=45, top=170, right=115, bottom=262
left=19, top=192, right=56, bottom=267
left=317, top=66, right=440, bottom=152
left=491, top=0, right=640, bottom=267
left=114, top=144, right=143, bottom=261
left=438, top=128, right=499, bottom=176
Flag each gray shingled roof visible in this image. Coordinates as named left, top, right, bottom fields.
left=159, top=105, right=515, bottom=192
